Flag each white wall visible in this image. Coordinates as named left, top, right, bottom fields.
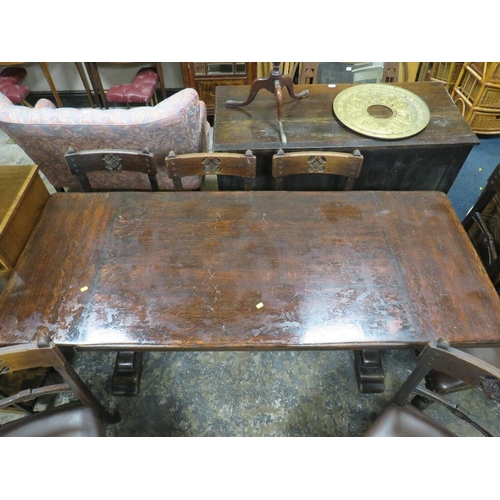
left=12, top=62, right=184, bottom=92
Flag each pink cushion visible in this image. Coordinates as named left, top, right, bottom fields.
left=106, top=83, right=156, bottom=103
left=0, top=82, right=30, bottom=103
left=133, top=69, right=158, bottom=85
left=106, top=67, right=158, bottom=104
left=0, top=66, right=27, bottom=83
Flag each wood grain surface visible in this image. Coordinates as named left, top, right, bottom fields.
left=1, top=191, right=499, bottom=351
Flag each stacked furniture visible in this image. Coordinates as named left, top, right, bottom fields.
left=0, top=66, right=30, bottom=105
left=451, top=62, right=500, bottom=134
left=429, top=62, right=464, bottom=92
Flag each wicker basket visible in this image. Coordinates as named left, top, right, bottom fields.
left=469, top=62, right=500, bottom=83
left=456, top=65, right=500, bottom=110
left=451, top=62, right=500, bottom=134
left=430, top=62, right=464, bottom=90
left=453, top=93, right=500, bottom=134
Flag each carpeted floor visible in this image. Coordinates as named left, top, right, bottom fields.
left=447, top=134, right=500, bottom=220
left=0, top=127, right=499, bottom=437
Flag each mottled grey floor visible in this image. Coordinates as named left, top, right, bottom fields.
left=55, top=347, right=497, bottom=437
left=1, top=129, right=499, bottom=437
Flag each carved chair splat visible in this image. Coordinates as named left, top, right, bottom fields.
left=65, top=147, right=159, bottom=192
left=272, top=149, right=363, bottom=191
left=166, top=150, right=257, bottom=191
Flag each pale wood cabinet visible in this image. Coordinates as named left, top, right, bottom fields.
left=0, top=165, right=50, bottom=281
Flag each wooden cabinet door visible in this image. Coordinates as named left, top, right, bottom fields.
left=181, top=62, right=257, bottom=116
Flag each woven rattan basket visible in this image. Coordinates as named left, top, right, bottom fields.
left=454, top=64, right=500, bottom=109
left=453, top=94, right=500, bottom=134
left=430, top=62, right=464, bottom=91
left=469, top=63, right=500, bottom=83
left=451, top=62, right=500, bottom=134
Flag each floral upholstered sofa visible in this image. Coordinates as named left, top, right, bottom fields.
left=0, top=88, right=210, bottom=191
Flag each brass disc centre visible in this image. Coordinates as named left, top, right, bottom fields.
left=367, top=104, right=393, bottom=119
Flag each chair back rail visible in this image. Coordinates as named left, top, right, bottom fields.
left=65, top=148, right=159, bottom=192
left=166, top=150, right=257, bottom=191
left=272, top=149, right=363, bottom=190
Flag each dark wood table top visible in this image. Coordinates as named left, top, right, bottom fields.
left=1, top=190, right=499, bottom=351
left=213, top=82, right=479, bottom=152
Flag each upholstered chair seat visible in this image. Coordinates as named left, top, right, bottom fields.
left=0, top=81, right=30, bottom=104
left=107, top=67, right=159, bottom=104
left=0, top=404, right=105, bottom=437
left=364, top=401, right=455, bottom=437
left=0, top=67, right=29, bottom=104
left=106, top=83, right=156, bottom=103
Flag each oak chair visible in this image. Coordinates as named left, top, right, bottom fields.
left=166, top=150, right=257, bottom=191
left=462, top=162, right=500, bottom=290
left=364, top=340, right=500, bottom=437
left=414, top=163, right=500, bottom=404
left=289, top=62, right=318, bottom=84
left=0, top=336, right=118, bottom=437
left=272, top=149, right=363, bottom=191
left=65, top=147, right=159, bottom=192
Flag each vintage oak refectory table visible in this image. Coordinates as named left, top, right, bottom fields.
left=1, top=191, right=500, bottom=395
left=213, top=81, right=480, bottom=191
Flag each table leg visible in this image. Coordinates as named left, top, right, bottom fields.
left=111, top=351, right=143, bottom=396
left=354, top=350, right=385, bottom=393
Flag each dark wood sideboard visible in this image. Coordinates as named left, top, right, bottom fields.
left=213, top=81, right=480, bottom=191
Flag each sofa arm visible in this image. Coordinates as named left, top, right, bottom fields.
left=0, top=91, right=13, bottom=108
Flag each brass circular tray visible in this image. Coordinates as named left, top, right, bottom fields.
left=333, top=84, right=430, bottom=139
